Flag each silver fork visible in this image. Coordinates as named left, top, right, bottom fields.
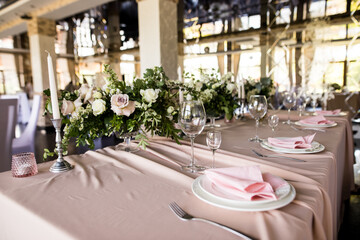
left=169, top=202, right=253, bottom=240
left=252, top=149, right=306, bottom=162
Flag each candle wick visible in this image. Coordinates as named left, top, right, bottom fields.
left=45, top=50, right=50, bottom=55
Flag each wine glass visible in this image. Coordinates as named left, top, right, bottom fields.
left=206, top=130, right=222, bottom=168
left=282, top=91, right=296, bottom=124
left=179, top=99, right=207, bottom=173
left=248, top=95, right=268, bottom=142
left=268, top=115, right=279, bottom=132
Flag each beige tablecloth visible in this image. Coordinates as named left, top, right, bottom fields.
left=0, top=111, right=354, bottom=240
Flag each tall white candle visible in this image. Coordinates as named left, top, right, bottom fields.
left=237, top=80, right=241, bottom=99
left=177, top=66, right=182, bottom=83
left=241, top=81, right=245, bottom=99
left=46, top=51, right=60, bottom=119
left=178, top=66, right=184, bottom=103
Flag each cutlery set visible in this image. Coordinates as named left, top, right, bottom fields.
left=252, top=149, right=306, bottom=162
left=290, top=125, right=326, bottom=133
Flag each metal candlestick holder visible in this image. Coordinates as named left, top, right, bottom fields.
left=49, top=119, right=73, bottom=173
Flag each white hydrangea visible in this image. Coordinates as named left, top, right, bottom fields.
left=200, top=89, right=215, bottom=103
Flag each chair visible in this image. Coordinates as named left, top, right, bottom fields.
left=12, top=95, right=41, bottom=155
left=0, top=92, right=31, bottom=124
left=0, top=99, right=17, bottom=172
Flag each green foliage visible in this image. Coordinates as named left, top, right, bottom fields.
left=244, top=77, right=276, bottom=101
left=330, top=83, right=341, bottom=91
left=181, top=69, right=239, bottom=120
left=43, top=64, right=181, bottom=160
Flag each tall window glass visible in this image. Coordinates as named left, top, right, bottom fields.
left=179, top=100, right=207, bottom=173
left=282, top=91, right=296, bottom=124
left=248, top=95, right=267, bottom=142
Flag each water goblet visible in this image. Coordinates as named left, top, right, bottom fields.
left=268, top=115, right=279, bottom=132
left=283, top=91, right=296, bottom=125
left=248, top=95, right=268, bottom=142
left=297, top=104, right=305, bottom=118
left=206, top=130, right=222, bottom=168
left=179, top=99, right=207, bottom=173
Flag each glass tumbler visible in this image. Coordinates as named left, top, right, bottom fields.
left=11, top=152, right=38, bottom=178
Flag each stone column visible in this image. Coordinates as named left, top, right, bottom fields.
left=66, top=19, right=79, bottom=88
left=137, top=0, right=178, bottom=79
left=107, top=1, right=121, bottom=52
left=27, top=17, right=56, bottom=127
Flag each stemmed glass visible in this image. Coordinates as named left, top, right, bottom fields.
left=268, top=115, right=279, bottom=132
left=248, top=95, right=268, bottom=142
left=283, top=91, right=296, bottom=124
left=310, top=93, right=321, bottom=112
left=297, top=93, right=311, bottom=118
left=206, top=130, right=222, bottom=168
left=179, top=99, right=207, bottom=173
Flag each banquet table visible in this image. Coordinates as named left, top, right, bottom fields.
left=0, top=111, right=354, bottom=240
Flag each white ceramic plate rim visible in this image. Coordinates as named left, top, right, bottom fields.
left=314, top=112, right=346, bottom=117
left=260, top=138, right=325, bottom=154
left=294, top=121, right=337, bottom=128
left=192, top=176, right=296, bottom=212
left=198, top=175, right=291, bottom=206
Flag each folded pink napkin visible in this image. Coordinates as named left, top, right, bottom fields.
left=204, top=166, right=287, bottom=201
left=299, top=115, right=335, bottom=125
left=267, top=134, right=315, bottom=149
left=315, top=109, right=341, bottom=115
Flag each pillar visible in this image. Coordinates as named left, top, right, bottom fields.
left=27, top=17, right=56, bottom=127
left=177, top=0, right=184, bottom=72
left=66, top=18, right=79, bottom=88
left=138, top=0, right=178, bottom=79
left=107, top=1, right=121, bottom=51
left=260, top=0, right=268, bottom=78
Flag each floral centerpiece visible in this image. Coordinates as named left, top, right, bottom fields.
left=244, top=77, right=276, bottom=101
left=44, top=65, right=180, bottom=158
left=181, top=68, right=239, bottom=120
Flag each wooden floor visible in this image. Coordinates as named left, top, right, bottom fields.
left=31, top=123, right=360, bottom=239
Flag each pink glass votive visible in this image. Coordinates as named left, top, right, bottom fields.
left=11, top=152, right=38, bottom=178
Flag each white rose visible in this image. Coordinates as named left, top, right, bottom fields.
left=226, top=83, right=236, bottom=93
left=92, top=99, right=106, bottom=116
left=212, top=83, right=221, bottom=89
left=167, top=106, right=175, bottom=114
left=74, top=97, right=83, bottom=109
left=78, top=84, right=90, bottom=99
left=195, top=81, right=203, bottom=92
left=140, top=89, right=160, bottom=103
left=84, top=87, right=97, bottom=103
left=61, top=100, right=75, bottom=115
left=186, top=94, right=192, bottom=101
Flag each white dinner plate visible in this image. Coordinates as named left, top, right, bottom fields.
left=260, top=138, right=325, bottom=154
left=192, top=175, right=296, bottom=212
left=294, top=121, right=337, bottom=128
left=315, top=112, right=347, bottom=117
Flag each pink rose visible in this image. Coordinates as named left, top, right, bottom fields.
left=61, top=100, right=75, bottom=115
left=111, top=94, right=136, bottom=117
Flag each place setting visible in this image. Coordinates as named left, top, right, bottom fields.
left=191, top=165, right=296, bottom=212
left=314, top=108, right=347, bottom=117
left=294, top=115, right=337, bottom=128
left=259, top=133, right=325, bottom=154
